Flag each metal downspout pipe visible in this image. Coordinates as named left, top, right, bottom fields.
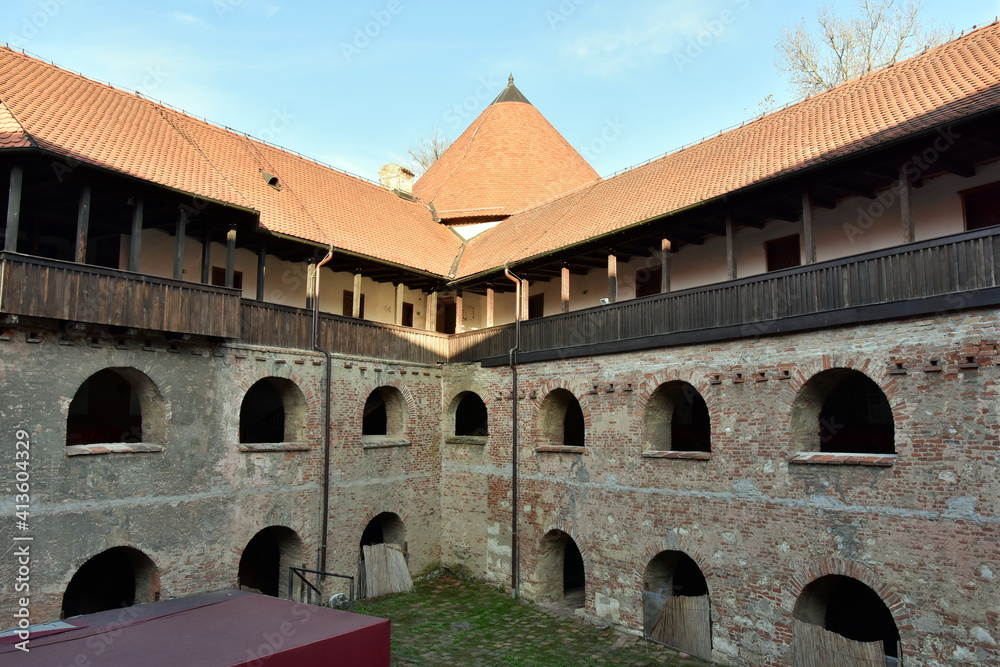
left=313, top=246, right=334, bottom=574
left=504, top=265, right=522, bottom=598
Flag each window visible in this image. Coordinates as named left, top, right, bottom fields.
left=454, top=392, right=488, bottom=436
left=342, top=290, right=366, bottom=319
left=765, top=234, right=801, bottom=272
left=963, top=181, right=1000, bottom=230
left=791, top=369, right=894, bottom=454
left=239, top=377, right=306, bottom=444
left=538, top=388, right=585, bottom=447
left=643, top=381, right=711, bottom=452
left=66, top=368, right=164, bottom=446
left=635, top=266, right=663, bottom=297
left=362, top=387, right=405, bottom=438
left=211, top=266, right=243, bottom=289
left=528, top=293, right=545, bottom=319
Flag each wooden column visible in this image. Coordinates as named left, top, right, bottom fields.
left=560, top=264, right=571, bottom=313
left=520, top=280, right=529, bottom=320
left=454, top=290, right=464, bottom=333
left=394, top=282, right=405, bottom=325
left=899, top=164, right=914, bottom=243
left=352, top=272, right=362, bottom=318
left=173, top=209, right=187, bottom=280
left=485, top=286, right=495, bottom=327
left=201, top=232, right=211, bottom=284
left=607, top=252, right=618, bottom=303
left=661, top=238, right=671, bottom=293
left=128, top=197, right=144, bottom=272
left=225, top=225, right=236, bottom=288
left=5, top=166, right=22, bottom=252
left=75, top=184, right=91, bottom=264
left=305, top=260, right=316, bottom=310
left=425, top=291, right=438, bottom=330
left=802, top=191, right=816, bottom=265
left=725, top=214, right=737, bottom=280
left=255, top=242, right=266, bottom=300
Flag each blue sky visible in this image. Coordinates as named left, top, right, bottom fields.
left=4, top=0, right=998, bottom=181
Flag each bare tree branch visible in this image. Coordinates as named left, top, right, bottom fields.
left=775, top=0, right=952, bottom=96
left=407, top=130, right=452, bottom=177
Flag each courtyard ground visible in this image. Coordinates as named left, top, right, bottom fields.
left=354, top=575, right=711, bottom=666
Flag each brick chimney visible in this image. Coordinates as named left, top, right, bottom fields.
left=378, top=163, right=414, bottom=199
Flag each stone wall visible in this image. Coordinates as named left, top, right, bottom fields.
left=440, top=308, right=1000, bottom=666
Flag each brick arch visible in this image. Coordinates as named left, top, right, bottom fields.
left=788, top=557, right=915, bottom=657
left=358, top=380, right=416, bottom=438
left=61, top=544, right=161, bottom=618
left=522, top=524, right=591, bottom=604
left=639, top=373, right=714, bottom=453
left=789, top=364, right=897, bottom=454
left=633, top=539, right=718, bottom=593
left=444, top=388, right=491, bottom=437
left=532, top=385, right=589, bottom=447
left=64, top=365, right=168, bottom=447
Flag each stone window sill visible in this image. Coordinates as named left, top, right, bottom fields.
left=66, top=443, right=163, bottom=457
left=444, top=436, right=487, bottom=446
left=642, top=450, right=711, bottom=460
left=238, top=442, right=310, bottom=453
left=362, top=436, right=411, bottom=449
left=788, top=452, right=897, bottom=467
left=535, top=446, right=588, bottom=455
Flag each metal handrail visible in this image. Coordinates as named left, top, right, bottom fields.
left=288, top=566, right=355, bottom=611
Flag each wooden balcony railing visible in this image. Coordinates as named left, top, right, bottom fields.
left=240, top=300, right=450, bottom=364
left=5, top=227, right=1000, bottom=366
left=0, top=252, right=241, bottom=339
left=449, top=226, right=1000, bottom=365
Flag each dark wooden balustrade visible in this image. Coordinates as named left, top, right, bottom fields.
left=449, top=227, right=1000, bottom=364
left=0, top=252, right=241, bottom=338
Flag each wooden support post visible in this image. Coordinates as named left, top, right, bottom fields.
left=305, top=260, right=316, bottom=309
left=522, top=282, right=531, bottom=321
left=173, top=209, right=187, bottom=280
left=225, top=225, right=236, bottom=288
left=5, top=165, right=22, bottom=252
left=661, top=238, right=671, bottom=293
left=725, top=214, right=737, bottom=280
left=75, top=184, right=91, bottom=264
left=201, top=232, right=211, bottom=284
left=802, top=191, right=816, bottom=265
left=607, top=252, right=618, bottom=303
left=426, top=291, right=438, bottom=331
left=352, top=272, right=362, bottom=318
left=394, top=282, right=405, bottom=326
left=899, top=164, right=914, bottom=244
left=561, top=264, right=571, bottom=313
left=256, top=242, right=266, bottom=300
left=454, top=290, right=465, bottom=333
left=485, top=286, right=495, bottom=327
left=129, top=197, right=144, bottom=272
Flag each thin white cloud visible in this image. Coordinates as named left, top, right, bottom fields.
left=557, top=0, right=737, bottom=77
left=171, top=12, right=204, bottom=26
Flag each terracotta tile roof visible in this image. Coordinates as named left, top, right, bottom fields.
left=455, top=22, right=1000, bottom=278
left=413, top=79, right=600, bottom=222
left=0, top=48, right=463, bottom=277
left=0, top=101, right=31, bottom=148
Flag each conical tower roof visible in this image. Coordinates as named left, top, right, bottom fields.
left=414, top=75, right=600, bottom=223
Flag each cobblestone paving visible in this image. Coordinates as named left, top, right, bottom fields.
left=354, top=576, right=711, bottom=666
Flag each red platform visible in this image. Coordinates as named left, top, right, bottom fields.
left=0, top=589, right=390, bottom=666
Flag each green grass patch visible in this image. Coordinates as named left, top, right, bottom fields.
left=354, top=577, right=710, bottom=666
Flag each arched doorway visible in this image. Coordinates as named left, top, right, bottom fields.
left=643, top=550, right=711, bottom=659
left=358, top=513, right=410, bottom=598
left=535, top=530, right=586, bottom=608
left=62, top=546, right=158, bottom=618
left=793, top=575, right=901, bottom=665
left=237, top=526, right=303, bottom=598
